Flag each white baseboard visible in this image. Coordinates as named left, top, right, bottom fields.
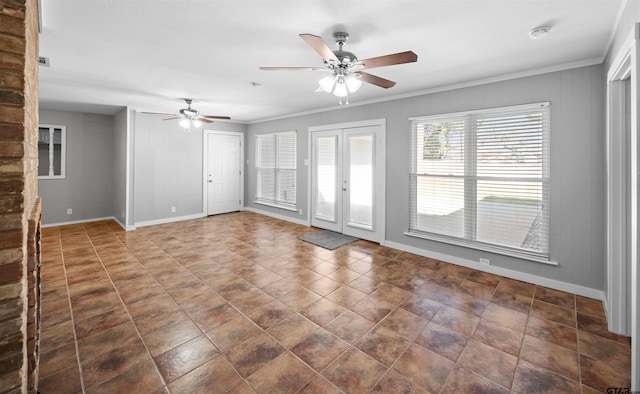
left=113, top=217, right=136, bottom=231
left=42, top=216, right=115, bottom=228
left=244, top=207, right=309, bottom=226
left=384, top=240, right=606, bottom=302
left=135, top=213, right=206, bottom=228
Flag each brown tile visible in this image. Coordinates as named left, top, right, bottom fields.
left=466, top=270, right=502, bottom=287
left=324, top=310, right=375, bottom=344
left=457, top=340, right=518, bottom=388
left=39, top=342, right=79, bottom=378
left=513, top=360, right=580, bottom=394
left=292, top=329, right=350, bottom=371
left=534, top=286, right=575, bottom=309
left=37, top=363, right=82, bottom=394
left=490, top=289, right=532, bottom=313
left=245, top=352, right=315, bottom=393
left=578, top=330, right=631, bottom=368
left=575, top=295, right=606, bottom=319
left=530, top=299, right=576, bottom=327
left=86, top=359, right=166, bottom=394
left=300, top=298, right=345, bottom=326
left=371, top=284, right=412, bottom=304
left=356, top=325, right=411, bottom=367
left=267, top=313, right=320, bottom=349
left=473, top=319, right=523, bottom=356
left=577, top=313, right=630, bottom=345
left=520, top=335, right=579, bottom=381
left=168, top=356, right=242, bottom=393
left=226, top=381, right=255, bottom=394
left=441, top=365, right=509, bottom=394
left=481, top=303, right=528, bottom=332
left=415, top=280, right=454, bottom=303
left=444, top=291, right=488, bottom=316
left=325, top=286, right=367, bottom=308
left=143, top=318, right=202, bottom=357
left=371, top=369, right=428, bottom=393
left=392, top=343, right=454, bottom=392
left=496, top=277, right=535, bottom=298
left=321, top=348, right=387, bottom=393
left=458, top=279, right=496, bottom=301
left=133, top=308, right=190, bottom=335
left=349, top=294, right=395, bottom=323
left=400, top=294, right=443, bottom=320
left=378, top=308, right=428, bottom=340
left=187, top=302, right=241, bottom=332
left=347, top=274, right=383, bottom=294
left=82, top=339, right=151, bottom=389
left=415, top=322, right=469, bottom=362
left=247, top=299, right=293, bottom=329
left=298, top=375, right=341, bottom=394
left=580, top=354, right=631, bottom=391
left=154, top=335, right=219, bottom=383
left=74, top=308, right=131, bottom=339
left=206, top=315, right=261, bottom=352
left=526, top=316, right=578, bottom=350
left=279, top=288, right=322, bottom=311
left=39, top=319, right=76, bottom=354
left=307, top=276, right=342, bottom=296
left=224, top=333, right=285, bottom=378
left=77, top=321, right=140, bottom=364
left=432, top=306, right=479, bottom=336
left=309, top=261, right=340, bottom=275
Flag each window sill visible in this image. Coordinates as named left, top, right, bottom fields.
left=254, top=200, right=297, bottom=212
left=404, top=231, right=558, bottom=266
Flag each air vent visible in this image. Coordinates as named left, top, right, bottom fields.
left=38, top=56, right=50, bottom=67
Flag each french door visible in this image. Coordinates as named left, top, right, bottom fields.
left=310, top=123, right=385, bottom=243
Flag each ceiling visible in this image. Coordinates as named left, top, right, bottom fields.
left=38, top=0, right=624, bottom=123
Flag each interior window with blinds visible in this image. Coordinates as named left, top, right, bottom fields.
left=255, top=131, right=297, bottom=209
left=409, top=102, right=550, bottom=261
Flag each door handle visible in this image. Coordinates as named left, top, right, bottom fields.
left=342, top=187, right=347, bottom=191
left=208, top=180, right=213, bottom=183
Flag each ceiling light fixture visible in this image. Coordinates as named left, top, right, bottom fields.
left=529, top=26, right=551, bottom=40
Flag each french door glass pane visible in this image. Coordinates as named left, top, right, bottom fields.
left=316, top=136, right=337, bottom=221
left=348, top=135, right=373, bottom=228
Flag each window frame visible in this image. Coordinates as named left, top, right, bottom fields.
left=407, top=102, right=553, bottom=264
left=37, top=124, right=67, bottom=180
left=254, top=130, right=297, bottom=211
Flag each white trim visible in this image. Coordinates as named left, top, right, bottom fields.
left=113, top=216, right=136, bottom=231
left=408, top=101, right=549, bottom=121
left=244, top=206, right=308, bottom=226
left=37, top=124, right=66, bottom=179
left=602, top=0, right=632, bottom=61
left=202, top=130, right=245, bottom=216
left=254, top=200, right=297, bottom=212
left=384, top=240, right=604, bottom=301
left=42, top=216, right=115, bottom=228
left=308, top=118, right=386, bottom=133
left=135, top=213, right=206, bottom=228
left=249, top=58, right=600, bottom=125
left=125, top=107, right=132, bottom=229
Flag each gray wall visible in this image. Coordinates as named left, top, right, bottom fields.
left=39, top=109, right=115, bottom=224
left=247, top=64, right=606, bottom=290
left=133, top=113, right=245, bottom=224
left=113, top=108, right=128, bottom=226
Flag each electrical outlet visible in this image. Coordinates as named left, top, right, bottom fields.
left=66, top=208, right=72, bottom=215
left=298, top=209, right=303, bottom=215
left=479, top=258, right=490, bottom=265
left=171, top=206, right=176, bottom=213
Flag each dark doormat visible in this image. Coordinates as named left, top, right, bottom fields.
left=299, top=230, right=358, bottom=250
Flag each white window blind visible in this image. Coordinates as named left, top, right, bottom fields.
left=255, top=131, right=296, bottom=208
left=409, top=102, right=550, bottom=261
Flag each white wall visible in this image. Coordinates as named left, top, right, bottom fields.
left=39, top=109, right=115, bottom=225
left=247, top=64, right=606, bottom=292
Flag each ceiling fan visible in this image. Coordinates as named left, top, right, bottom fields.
left=260, top=32, right=418, bottom=103
left=144, top=99, right=230, bottom=128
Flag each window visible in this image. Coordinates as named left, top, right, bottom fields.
left=38, top=124, right=66, bottom=179
left=409, top=102, right=550, bottom=261
left=255, top=131, right=296, bottom=209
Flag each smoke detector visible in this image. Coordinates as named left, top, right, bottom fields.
left=529, top=26, right=551, bottom=40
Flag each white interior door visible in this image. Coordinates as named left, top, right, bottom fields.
left=206, top=132, right=242, bottom=215
left=311, top=123, right=384, bottom=242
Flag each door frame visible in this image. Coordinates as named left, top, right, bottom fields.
left=202, top=130, right=245, bottom=216
left=307, top=118, right=386, bottom=243
left=606, top=22, right=639, bottom=389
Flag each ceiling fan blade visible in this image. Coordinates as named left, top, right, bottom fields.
left=299, top=34, right=339, bottom=63
left=354, top=51, right=418, bottom=70
left=260, top=66, right=324, bottom=71
left=200, top=115, right=231, bottom=120
left=162, top=117, right=182, bottom=121
left=142, top=112, right=176, bottom=116
left=198, top=118, right=215, bottom=124
left=354, top=72, right=396, bottom=89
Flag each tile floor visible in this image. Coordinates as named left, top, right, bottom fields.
left=37, top=211, right=631, bottom=393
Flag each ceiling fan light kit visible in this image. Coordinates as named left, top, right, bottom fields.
left=260, top=31, right=417, bottom=104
